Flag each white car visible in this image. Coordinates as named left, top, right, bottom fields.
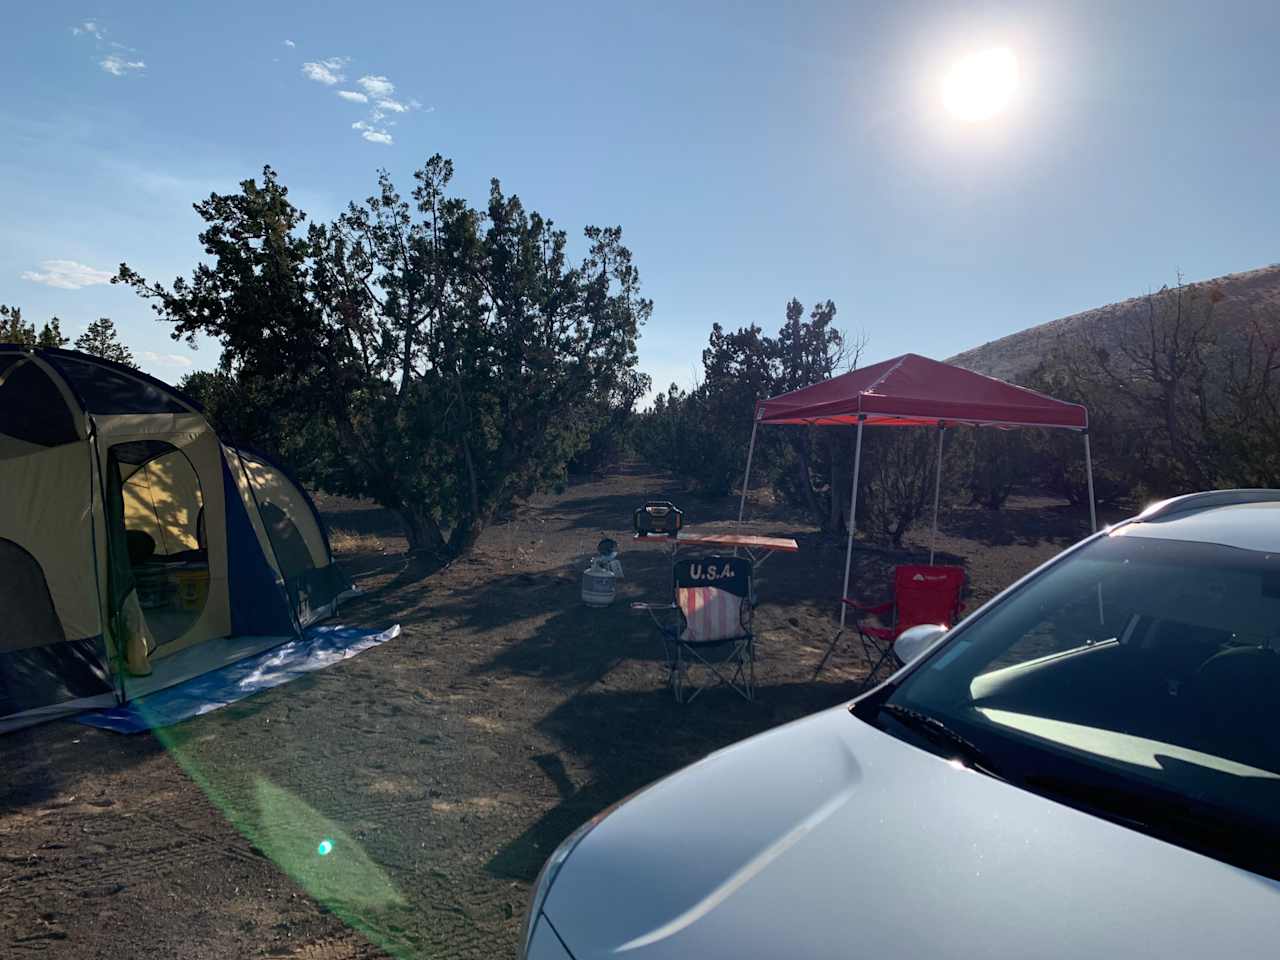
left=521, top=490, right=1280, bottom=958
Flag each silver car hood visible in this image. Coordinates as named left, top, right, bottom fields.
left=543, top=705, right=1280, bottom=958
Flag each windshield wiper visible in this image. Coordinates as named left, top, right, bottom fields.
left=880, top=703, right=1005, bottom=780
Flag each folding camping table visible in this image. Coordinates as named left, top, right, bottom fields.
left=633, top=530, right=799, bottom=570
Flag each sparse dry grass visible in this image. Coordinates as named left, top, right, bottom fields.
left=328, top=527, right=386, bottom=555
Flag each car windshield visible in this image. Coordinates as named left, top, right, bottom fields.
left=867, top=525, right=1280, bottom=877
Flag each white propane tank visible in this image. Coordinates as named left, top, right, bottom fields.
left=581, top=538, right=624, bottom=607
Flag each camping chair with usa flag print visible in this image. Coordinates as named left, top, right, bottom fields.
left=633, top=554, right=756, bottom=703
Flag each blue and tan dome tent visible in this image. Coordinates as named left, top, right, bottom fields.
left=0, top=346, right=354, bottom=731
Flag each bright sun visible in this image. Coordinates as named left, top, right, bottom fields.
left=942, top=47, right=1019, bottom=122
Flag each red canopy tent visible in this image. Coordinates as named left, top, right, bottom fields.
left=737, top=353, right=1094, bottom=631
left=755, top=352, right=1089, bottom=429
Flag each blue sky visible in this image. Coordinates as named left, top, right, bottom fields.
left=3, top=1, right=1278, bottom=391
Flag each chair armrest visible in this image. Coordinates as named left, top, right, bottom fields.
left=841, top=597, right=893, bottom=615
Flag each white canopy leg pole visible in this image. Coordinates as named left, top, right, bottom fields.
left=839, top=417, right=866, bottom=629
left=929, top=423, right=946, bottom=565
left=735, top=420, right=760, bottom=559
left=1084, top=431, right=1098, bottom=533
left=737, top=420, right=759, bottom=530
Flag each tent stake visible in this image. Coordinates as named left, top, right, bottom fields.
left=1083, top=431, right=1098, bottom=533
left=929, top=423, right=946, bottom=565
left=838, top=417, right=866, bottom=629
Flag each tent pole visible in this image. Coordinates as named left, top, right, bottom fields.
left=85, top=421, right=126, bottom=704
left=1083, top=430, right=1098, bottom=533
left=839, top=417, right=866, bottom=629
left=929, top=423, right=946, bottom=565
left=737, top=419, right=759, bottom=531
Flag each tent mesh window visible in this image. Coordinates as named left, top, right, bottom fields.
left=258, top=503, right=315, bottom=580
left=236, top=450, right=348, bottom=623
left=0, top=357, right=79, bottom=446
left=117, top=442, right=206, bottom=559
left=109, top=441, right=209, bottom=647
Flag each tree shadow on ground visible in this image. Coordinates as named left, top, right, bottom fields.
left=554, top=489, right=817, bottom=534
left=485, top=676, right=863, bottom=882
left=553, top=487, right=691, bottom=533
left=339, top=550, right=417, bottom=584
left=0, top=722, right=171, bottom=811
left=548, top=461, right=796, bottom=534
left=455, top=537, right=901, bottom=885
left=938, top=497, right=1099, bottom=548
left=822, top=539, right=968, bottom=573
left=449, top=531, right=905, bottom=685
left=449, top=556, right=674, bottom=687
left=338, top=552, right=450, bottom=623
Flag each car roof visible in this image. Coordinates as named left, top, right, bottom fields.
left=1116, top=490, right=1280, bottom=553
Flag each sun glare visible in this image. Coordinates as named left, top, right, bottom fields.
left=942, top=47, right=1019, bottom=122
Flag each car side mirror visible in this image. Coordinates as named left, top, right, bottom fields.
left=894, top=624, right=947, bottom=666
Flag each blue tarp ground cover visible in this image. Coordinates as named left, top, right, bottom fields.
left=77, top=624, right=401, bottom=733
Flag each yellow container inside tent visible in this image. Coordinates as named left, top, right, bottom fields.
left=0, top=346, right=354, bottom=731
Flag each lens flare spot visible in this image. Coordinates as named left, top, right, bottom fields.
left=251, top=779, right=404, bottom=910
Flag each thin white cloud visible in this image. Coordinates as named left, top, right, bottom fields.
left=73, top=19, right=146, bottom=74
left=21, top=260, right=113, bottom=290
left=352, top=120, right=393, bottom=145
left=307, top=67, right=426, bottom=145
left=302, top=57, right=348, bottom=85
left=100, top=55, right=146, bottom=76
left=283, top=39, right=296, bottom=48
left=142, top=352, right=194, bottom=368
left=357, top=75, right=395, bottom=99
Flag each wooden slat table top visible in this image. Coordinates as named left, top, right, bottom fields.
left=634, top=531, right=800, bottom=552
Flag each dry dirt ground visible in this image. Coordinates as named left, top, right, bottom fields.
left=1, top=466, right=1109, bottom=959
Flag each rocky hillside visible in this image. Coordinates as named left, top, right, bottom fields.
left=949, top=264, right=1280, bottom=380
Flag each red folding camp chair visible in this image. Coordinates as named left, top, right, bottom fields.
left=815, top=564, right=965, bottom=688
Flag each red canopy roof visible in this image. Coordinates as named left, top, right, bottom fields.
left=755, top=353, right=1087, bottom=429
